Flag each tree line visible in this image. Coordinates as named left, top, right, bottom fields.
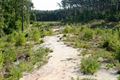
left=60, top=0, right=120, bottom=22
left=32, top=0, right=120, bottom=23
left=31, top=10, right=65, bottom=22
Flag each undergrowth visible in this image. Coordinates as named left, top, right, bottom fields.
left=62, top=22, right=120, bottom=75
left=0, top=22, right=53, bottom=80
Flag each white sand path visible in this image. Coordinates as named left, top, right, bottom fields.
left=20, top=34, right=118, bottom=80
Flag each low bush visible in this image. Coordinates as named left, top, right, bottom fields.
left=18, top=62, right=33, bottom=72
left=106, top=63, right=114, bottom=69
left=3, top=47, right=16, bottom=64
left=7, top=34, right=16, bottom=43
left=6, top=66, right=22, bottom=80
left=93, top=49, right=115, bottom=62
left=43, top=29, right=53, bottom=36
left=15, top=33, right=26, bottom=46
left=63, top=25, right=73, bottom=34
left=101, top=30, right=120, bottom=52
left=116, top=50, right=120, bottom=62
left=74, top=40, right=91, bottom=49
left=81, top=28, right=94, bottom=41
left=81, top=57, right=100, bottom=74
left=30, top=48, right=50, bottom=67
left=2, top=47, right=50, bottom=80
left=33, top=30, right=40, bottom=42
left=0, top=51, right=4, bottom=70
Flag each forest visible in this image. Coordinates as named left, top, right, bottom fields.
left=33, top=0, right=120, bottom=22
left=1, top=0, right=120, bottom=80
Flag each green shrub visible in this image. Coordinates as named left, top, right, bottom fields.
left=7, top=34, right=16, bottom=43
left=15, top=33, right=26, bottom=46
left=0, top=51, right=4, bottom=70
left=43, top=29, right=53, bottom=36
left=33, top=30, right=40, bottom=42
left=74, top=40, right=91, bottom=49
left=116, top=50, right=120, bottom=62
left=3, top=47, right=16, bottom=63
left=102, top=32, right=120, bottom=52
left=95, top=28, right=104, bottom=35
left=106, top=63, right=114, bottom=69
left=0, top=39, right=5, bottom=49
left=31, top=48, right=49, bottom=67
left=93, top=49, right=115, bottom=62
left=15, top=20, right=22, bottom=31
left=81, top=28, right=94, bottom=41
left=6, top=66, right=22, bottom=80
left=63, top=25, right=73, bottom=34
left=18, top=62, right=33, bottom=72
left=81, top=57, right=100, bottom=74
left=47, top=29, right=53, bottom=35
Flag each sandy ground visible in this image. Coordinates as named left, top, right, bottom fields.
left=20, top=34, right=118, bottom=80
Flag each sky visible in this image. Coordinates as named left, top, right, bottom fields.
left=32, top=0, right=61, bottom=10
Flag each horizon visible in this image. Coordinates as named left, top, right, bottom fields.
left=32, top=0, right=61, bottom=10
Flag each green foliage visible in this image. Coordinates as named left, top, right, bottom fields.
left=0, top=51, right=4, bottom=70
left=63, top=24, right=120, bottom=60
left=62, top=23, right=120, bottom=76
left=1, top=0, right=33, bottom=34
left=81, top=57, right=100, bottom=74
left=43, top=29, right=53, bottom=36
left=116, top=50, right=120, bottom=62
left=33, top=30, right=40, bottom=42
left=3, top=47, right=16, bottom=63
left=47, top=29, right=53, bottom=36
left=81, top=49, right=115, bottom=64
left=0, top=2, right=55, bottom=79
left=61, top=0, right=120, bottom=22
left=74, top=40, right=91, bottom=49
left=32, top=22, right=53, bottom=36
left=0, top=22, right=53, bottom=80
left=18, top=62, right=33, bottom=72
left=63, top=25, right=73, bottom=34
left=7, top=66, right=22, bottom=80
left=31, top=48, right=49, bottom=66
left=7, top=33, right=17, bottom=43
left=101, top=31, right=120, bottom=52
left=106, top=63, right=114, bottom=69
left=15, top=20, right=22, bottom=31
left=81, top=28, right=94, bottom=41
left=15, top=33, right=26, bottom=46
left=1, top=46, right=50, bottom=80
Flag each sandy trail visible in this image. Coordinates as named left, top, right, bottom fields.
left=20, top=34, right=118, bottom=80
left=20, top=35, right=81, bottom=80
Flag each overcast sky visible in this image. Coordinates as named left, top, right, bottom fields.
left=32, top=0, right=61, bottom=10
